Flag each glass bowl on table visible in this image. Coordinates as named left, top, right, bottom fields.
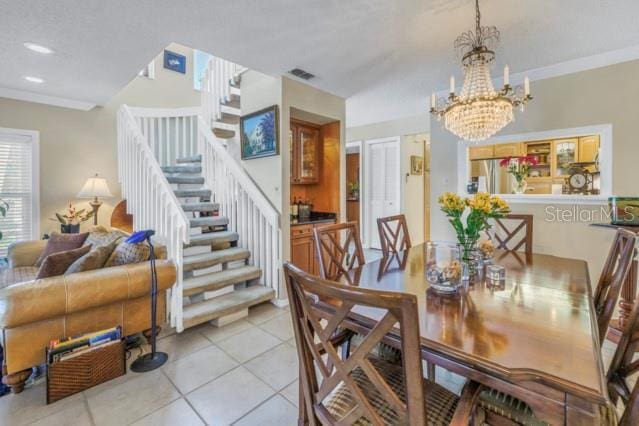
left=425, top=242, right=463, bottom=294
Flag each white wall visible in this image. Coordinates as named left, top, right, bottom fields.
left=346, top=114, right=429, bottom=245
left=430, top=59, right=639, bottom=278
left=0, top=43, right=200, bottom=236
left=238, top=71, right=284, bottom=210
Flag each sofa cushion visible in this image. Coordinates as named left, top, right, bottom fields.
left=36, top=245, right=91, bottom=279
left=66, top=241, right=117, bottom=274
left=85, top=227, right=127, bottom=248
left=104, top=241, right=150, bottom=267
left=0, top=266, right=38, bottom=288
left=35, top=232, right=89, bottom=267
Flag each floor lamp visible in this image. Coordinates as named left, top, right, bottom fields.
left=126, top=230, right=168, bottom=372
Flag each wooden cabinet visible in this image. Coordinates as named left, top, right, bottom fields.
left=553, top=139, right=579, bottom=178
left=290, top=220, right=336, bottom=275
left=291, top=225, right=317, bottom=275
left=291, top=120, right=321, bottom=184
left=468, top=145, right=494, bottom=160
left=494, top=143, right=522, bottom=158
left=578, top=135, right=600, bottom=163
left=525, top=181, right=552, bottom=194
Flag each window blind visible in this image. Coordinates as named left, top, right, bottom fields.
left=0, top=135, right=35, bottom=256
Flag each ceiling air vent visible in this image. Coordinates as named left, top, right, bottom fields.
left=288, top=68, right=315, bottom=80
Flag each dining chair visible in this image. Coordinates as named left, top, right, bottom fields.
left=492, top=214, right=533, bottom=256
left=377, top=214, right=412, bottom=257
left=606, top=283, right=639, bottom=425
left=283, top=262, right=482, bottom=425
left=313, top=221, right=365, bottom=284
left=593, top=228, right=636, bottom=345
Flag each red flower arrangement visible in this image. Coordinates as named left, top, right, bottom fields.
left=500, top=155, right=538, bottom=184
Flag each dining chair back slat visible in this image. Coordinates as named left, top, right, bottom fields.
left=377, top=214, right=412, bottom=257
left=493, top=214, right=533, bottom=256
left=594, top=229, right=636, bottom=345
left=607, top=282, right=639, bottom=425
left=314, top=221, right=365, bottom=284
left=283, top=262, right=426, bottom=425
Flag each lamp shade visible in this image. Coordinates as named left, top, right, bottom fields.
left=77, top=174, right=113, bottom=199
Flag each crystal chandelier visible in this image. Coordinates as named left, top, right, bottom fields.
left=430, top=0, right=532, bottom=142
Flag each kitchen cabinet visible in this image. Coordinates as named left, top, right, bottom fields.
left=290, top=220, right=336, bottom=275
left=468, top=145, right=494, bottom=160
left=578, top=135, right=600, bottom=163
left=494, top=143, right=522, bottom=158
left=291, top=120, right=321, bottom=184
left=553, top=139, right=579, bottom=178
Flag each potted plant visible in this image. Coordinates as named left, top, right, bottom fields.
left=499, top=155, right=538, bottom=194
left=347, top=181, right=360, bottom=200
left=50, top=204, right=94, bottom=233
left=438, top=192, right=510, bottom=281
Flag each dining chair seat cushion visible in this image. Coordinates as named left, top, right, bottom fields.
left=478, top=387, right=548, bottom=426
left=324, top=356, right=459, bottom=425
left=350, top=333, right=403, bottom=364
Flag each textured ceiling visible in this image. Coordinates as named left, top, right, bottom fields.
left=2, top=0, right=639, bottom=124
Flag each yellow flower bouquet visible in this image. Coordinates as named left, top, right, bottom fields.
left=438, top=192, right=510, bottom=260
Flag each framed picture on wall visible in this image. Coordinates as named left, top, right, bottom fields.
left=240, top=105, right=280, bottom=160
left=163, top=50, right=186, bottom=74
left=410, top=155, right=424, bottom=175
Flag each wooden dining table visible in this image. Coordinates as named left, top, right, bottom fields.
left=315, top=243, right=609, bottom=425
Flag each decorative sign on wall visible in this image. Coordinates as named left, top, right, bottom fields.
left=410, top=155, right=424, bottom=175
left=163, top=50, right=186, bottom=74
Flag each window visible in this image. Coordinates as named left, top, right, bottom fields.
left=0, top=128, right=39, bottom=256
left=457, top=124, right=612, bottom=203
left=193, top=49, right=213, bottom=91
left=138, top=61, right=155, bottom=79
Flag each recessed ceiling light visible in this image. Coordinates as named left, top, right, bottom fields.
left=23, top=42, right=54, bottom=54
left=24, top=76, right=44, bottom=84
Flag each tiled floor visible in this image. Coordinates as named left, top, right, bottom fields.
left=2, top=301, right=623, bottom=425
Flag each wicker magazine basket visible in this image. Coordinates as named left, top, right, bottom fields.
left=46, top=339, right=125, bottom=404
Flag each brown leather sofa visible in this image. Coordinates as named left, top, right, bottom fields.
left=0, top=239, right=176, bottom=393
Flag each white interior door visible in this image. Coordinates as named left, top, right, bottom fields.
left=365, top=137, right=400, bottom=249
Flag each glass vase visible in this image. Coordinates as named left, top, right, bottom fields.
left=512, top=179, right=527, bottom=194
left=459, top=239, right=481, bottom=285
left=425, top=242, right=462, bottom=294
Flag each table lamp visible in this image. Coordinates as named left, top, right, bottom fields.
left=77, top=174, right=112, bottom=225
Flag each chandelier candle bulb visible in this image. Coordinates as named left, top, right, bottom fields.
left=504, top=65, right=509, bottom=86
left=524, top=77, right=530, bottom=96
left=449, top=76, right=455, bottom=94
left=431, top=93, right=436, bottom=109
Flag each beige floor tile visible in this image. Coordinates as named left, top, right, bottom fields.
left=30, top=398, right=93, bottom=426
left=233, top=394, right=297, bottom=426
left=86, top=370, right=180, bottom=426
left=259, top=314, right=294, bottom=341
left=199, top=319, right=255, bottom=343
left=155, top=330, right=212, bottom=362
left=280, top=380, right=299, bottom=407
left=247, top=302, right=288, bottom=325
left=163, top=345, right=238, bottom=394
left=187, top=366, right=274, bottom=425
left=244, top=343, right=298, bottom=391
left=286, top=338, right=296, bottom=348
left=0, top=381, right=85, bottom=426
left=216, top=327, right=281, bottom=363
left=131, top=398, right=204, bottom=426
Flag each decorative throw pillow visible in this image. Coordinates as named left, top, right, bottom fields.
left=36, top=245, right=91, bottom=279
left=104, top=241, right=150, bottom=267
left=36, top=232, right=89, bottom=267
left=85, top=227, right=127, bottom=248
left=65, top=241, right=118, bottom=274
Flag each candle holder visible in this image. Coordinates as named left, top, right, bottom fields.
left=487, top=264, right=506, bottom=287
